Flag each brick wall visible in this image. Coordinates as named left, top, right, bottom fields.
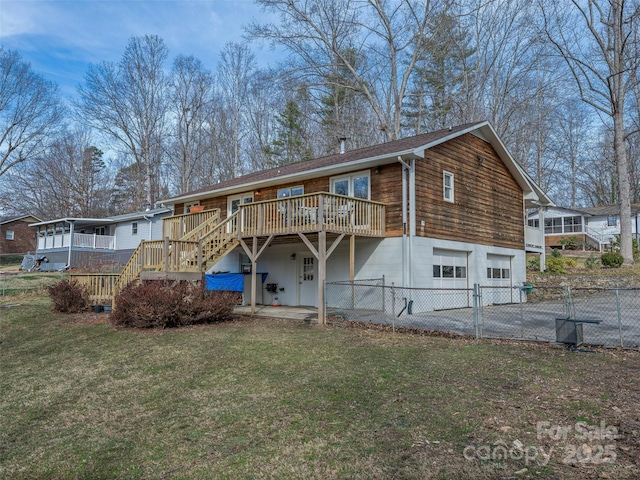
left=0, top=219, right=37, bottom=254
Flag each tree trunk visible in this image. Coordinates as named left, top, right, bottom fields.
left=614, top=111, right=633, bottom=264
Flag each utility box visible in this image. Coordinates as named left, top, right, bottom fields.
left=556, top=318, right=584, bottom=346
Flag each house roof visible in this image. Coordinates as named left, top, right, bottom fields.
left=161, top=121, right=554, bottom=208
left=29, top=207, right=173, bottom=227
left=0, top=214, right=41, bottom=225
left=577, top=204, right=640, bottom=217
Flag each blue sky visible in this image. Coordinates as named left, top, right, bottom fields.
left=0, top=0, right=277, bottom=99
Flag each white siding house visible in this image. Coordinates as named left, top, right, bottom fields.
left=30, top=207, right=173, bottom=269
left=528, top=204, right=640, bottom=251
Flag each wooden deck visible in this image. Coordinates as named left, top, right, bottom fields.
left=70, top=193, right=386, bottom=307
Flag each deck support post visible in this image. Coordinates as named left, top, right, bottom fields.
left=298, top=232, right=345, bottom=325
left=350, top=234, right=355, bottom=309
left=239, top=235, right=274, bottom=316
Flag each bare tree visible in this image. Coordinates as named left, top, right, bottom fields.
left=542, top=0, right=640, bottom=264
left=249, top=0, right=453, bottom=141
left=0, top=128, right=113, bottom=219
left=217, top=42, right=256, bottom=177
left=76, top=35, right=169, bottom=208
left=167, top=55, right=215, bottom=194
left=0, top=48, right=64, bottom=177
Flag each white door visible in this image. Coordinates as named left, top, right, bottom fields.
left=227, top=193, right=253, bottom=216
left=486, top=254, right=513, bottom=304
left=432, top=249, right=469, bottom=309
left=297, top=255, right=317, bottom=307
left=227, top=193, right=253, bottom=232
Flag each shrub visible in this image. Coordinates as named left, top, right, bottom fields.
left=544, top=249, right=576, bottom=274
left=47, top=279, right=89, bottom=313
left=111, top=280, right=235, bottom=328
left=584, top=254, right=601, bottom=269
left=527, top=257, right=540, bottom=271
left=601, top=252, right=624, bottom=268
left=559, top=236, right=580, bottom=250
left=545, top=256, right=566, bottom=274
left=564, top=257, right=577, bottom=269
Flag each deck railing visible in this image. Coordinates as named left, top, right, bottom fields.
left=75, top=194, right=385, bottom=306
left=238, top=193, right=385, bottom=237
left=71, top=273, right=120, bottom=305
left=163, top=209, right=220, bottom=240
left=37, top=233, right=116, bottom=250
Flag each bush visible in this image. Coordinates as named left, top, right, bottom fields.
left=47, top=279, right=89, bottom=313
left=527, top=257, right=540, bottom=271
left=110, top=280, right=235, bottom=328
left=584, top=254, right=601, bottom=269
left=559, top=236, right=581, bottom=250
left=544, top=249, right=576, bottom=274
left=0, top=254, right=24, bottom=265
left=601, top=252, right=624, bottom=268
left=545, top=256, right=566, bottom=274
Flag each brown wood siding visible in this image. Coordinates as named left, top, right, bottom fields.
left=175, top=164, right=404, bottom=236
left=0, top=219, right=37, bottom=254
left=415, top=133, right=524, bottom=249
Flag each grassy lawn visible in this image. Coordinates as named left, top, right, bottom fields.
left=1, top=291, right=639, bottom=479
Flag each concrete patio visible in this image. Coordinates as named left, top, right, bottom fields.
left=233, top=305, right=319, bottom=322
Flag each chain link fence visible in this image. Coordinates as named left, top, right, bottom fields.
left=1, top=271, right=65, bottom=297
left=326, top=280, right=640, bottom=349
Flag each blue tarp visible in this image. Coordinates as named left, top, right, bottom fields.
left=204, top=273, right=268, bottom=292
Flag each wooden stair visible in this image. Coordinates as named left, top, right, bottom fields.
left=72, top=211, right=240, bottom=306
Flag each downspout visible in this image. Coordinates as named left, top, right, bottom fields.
left=398, top=156, right=411, bottom=288
left=64, top=220, right=74, bottom=269
left=143, top=215, right=153, bottom=240
left=409, top=158, right=416, bottom=288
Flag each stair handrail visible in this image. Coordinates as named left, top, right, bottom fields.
left=179, top=210, right=220, bottom=241
left=112, top=240, right=146, bottom=299
left=198, top=211, right=239, bottom=268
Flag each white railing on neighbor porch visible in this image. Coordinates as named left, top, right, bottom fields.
left=525, top=225, right=544, bottom=251
left=37, top=233, right=116, bottom=250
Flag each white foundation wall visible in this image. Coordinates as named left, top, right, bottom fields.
left=208, top=244, right=306, bottom=306
left=207, top=236, right=526, bottom=307
left=325, top=236, right=526, bottom=288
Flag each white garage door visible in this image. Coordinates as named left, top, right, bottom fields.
left=433, top=249, right=468, bottom=288
left=486, top=254, right=514, bottom=304
left=432, top=249, right=470, bottom=309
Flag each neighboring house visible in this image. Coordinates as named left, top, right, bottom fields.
left=528, top=204, right=640, bottom=251
left=30, top=207, right=173, bottom=270
left=154, top=121, right=552, bottom=319
left=0, top=215, right=41, bottom=255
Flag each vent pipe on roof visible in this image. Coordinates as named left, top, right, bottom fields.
left=339, top=136, right=348, bottom=154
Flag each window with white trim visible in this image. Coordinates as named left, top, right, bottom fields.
left=607, top=215, right=617, bottom=227
left=443, top=171, right=454, bottom=203
left=132, top=222, right=138, bottom=235
left=330, top=171, right=370, bottom=199
left=6, top=230, right=14, bottom=240
left=277, top=186, right=304, bottom=198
